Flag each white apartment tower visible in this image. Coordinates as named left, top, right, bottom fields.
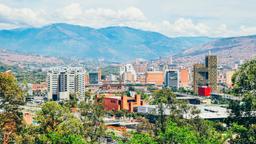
left=47, top=67, right=86, bottom=101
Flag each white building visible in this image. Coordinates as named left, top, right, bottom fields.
left=120, top=64, right=137, bottom=83
left=47, top=67, right=86, bottom=101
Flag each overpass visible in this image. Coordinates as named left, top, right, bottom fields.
left=211, top=93, right=242, bottom=101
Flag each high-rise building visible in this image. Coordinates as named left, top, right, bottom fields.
left=164, top=69, right=180, bottom=89
left=47, top=67, right=86, bottom=101
left=193, top=55, right=217, bottom=94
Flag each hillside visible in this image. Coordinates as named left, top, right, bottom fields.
left=0, top=23, right=213, bottom=61
left=176, top=35, right=256, bottom=66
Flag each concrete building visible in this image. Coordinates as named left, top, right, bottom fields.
left=164, top=69, right=180, bottom=89
left=47, top=67, right=86, bottom=101
left=193, top=55, right=218, bottom=94
left=120, top=64, right=137, bottom=83
left=31, top=82, right=47, bottom=97
left=133, top=60, right=148, bottom=73
left=145, top=71, right=164, bottom=85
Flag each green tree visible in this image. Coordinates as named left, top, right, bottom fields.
left=35, top=101, right=86, bottom=143
left=0, top=72, right=25, bottom=144
left=230, top=123, right=256, bottom=143
left=232, top=59, right=256, bottom=95
left=79, top=95, right=106, bottom=143
left=152, top=88, right=190, bottom=133
left=123, top=132, right=157, bottom=144
left=160, top=119, right=199, bottom=144
left=228, top=59, right=256, bottom=142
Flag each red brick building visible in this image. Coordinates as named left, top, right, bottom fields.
left=102, top=95, right=144, bottom=112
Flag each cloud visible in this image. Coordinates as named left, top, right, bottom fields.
left=239, top=26, right=256, bottom=36
left=0, top=2, right=256, bottom=37
left=0, top=3, right=46, bottom=27
left=54, top=3, right=146, bottom=27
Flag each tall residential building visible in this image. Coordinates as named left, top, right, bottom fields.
left=193, top=55, right=217, bottom=94
left=47, top=67, right=86, bottom=101
left=164, top=69, right=180, bottom=89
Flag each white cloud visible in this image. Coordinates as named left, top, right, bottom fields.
left=160, top=18, right=210, bottom=36
left=0, top=3, right=46, bottom=27
left=0, top=2, right=256, bottom=37
left=56, top=3, right=83, bottom=20
left=54, top=3, right=146, bottom=27
left=239, top=26, right=256, bottom=36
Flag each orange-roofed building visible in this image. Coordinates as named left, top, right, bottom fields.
left=32, top=82, right=47, bottom=91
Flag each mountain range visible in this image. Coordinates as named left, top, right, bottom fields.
left=0, top=23, right=255, bottom=62
left=0, top=23, right=213, bottom=61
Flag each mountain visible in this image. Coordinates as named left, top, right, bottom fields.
left=178, top=35, right=256, bottom=65
left=0, top=23, right=214, bottom=61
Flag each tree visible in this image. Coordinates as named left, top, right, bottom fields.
left=79, top=95, right=106, bottom=143
left=84, top=90, right=92, bottom=103
left=232, top=59, right=256, bottom=95
left=35, top=101, right=86, bottom=143
left=228, top=59, right=256, bottom=142
left=122, top=132, right=157, bottom=144
left=0, top=72, right=25, bottom=144
left=160, top=119, right=199, bottom=144
left=230, top=123, right=256, bottom=143
left=151, top=88, right=190, bottom=133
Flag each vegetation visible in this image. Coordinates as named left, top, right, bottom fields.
left=0, top=63, right=46, bottom=83
left=0, top=72, right=25, bottom=144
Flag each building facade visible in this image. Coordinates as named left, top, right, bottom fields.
left=193, top=55, right=217, bottom=94
left=89, top=72, right=99, bottom=84
left=101, top=94, right=144, bottom=112
left=120, top=64, right=137, bottom=83
left=164, top=69, right=180, bottom=89
left=145, top=71, right=164, bottom=85
left=179, top=68, right=190, bottom=88
left=47, top=67, right=86, bottom=101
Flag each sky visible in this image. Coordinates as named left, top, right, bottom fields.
left=0, top=0, right=255, bottom=37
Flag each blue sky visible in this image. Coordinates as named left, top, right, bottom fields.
left=0, top=0, right=255, bottom=37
